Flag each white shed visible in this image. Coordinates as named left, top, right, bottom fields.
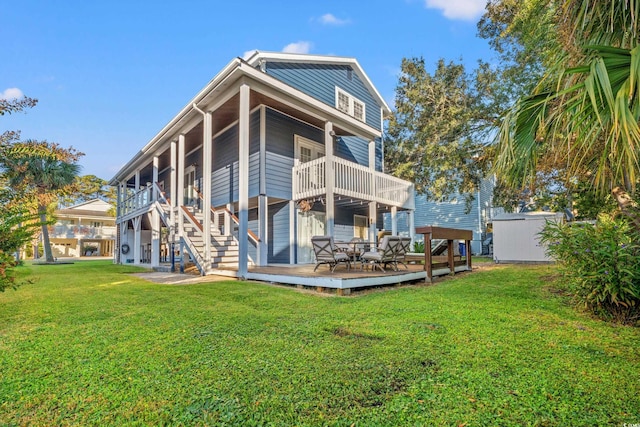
left=492, top=212, right=563, bottom=263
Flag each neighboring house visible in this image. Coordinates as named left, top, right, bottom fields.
left=109, top=51, right=415, bottom=277
left=49, top=199, right=116, bottom=258
left=384, top=178, right=501, bottom=255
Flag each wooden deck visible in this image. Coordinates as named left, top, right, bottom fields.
left=157, top=256, right=472, bottom=293
left=206, top=259, right=470, bottom=293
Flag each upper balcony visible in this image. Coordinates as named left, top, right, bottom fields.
left=293, top=157, right=414, bottom=209
left=49, top=225, right=116, bottom=240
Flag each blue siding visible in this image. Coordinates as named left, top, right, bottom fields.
left=247, top=208, right=258, bottom=262
left=249, top=111, right=260, bottom=198
left=211, top=126, right=238, bottom=207
left=385, top=178, right=497, bottom=254
left=210, top=111, right=261, bottom=206
left=336, top=136, right=368, bottom=167
left=269, top=201, right=290, bottom=263
left=157, top=168, right=172, bottom=200
left=265, top=108, right=323, bottom=200
left=264, top=62, right=382, bottom=131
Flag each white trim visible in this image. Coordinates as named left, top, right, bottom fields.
left=244, top=51, right=391, bottom=114
left=111, top=59, right=383, bottom=184
left=294, top=135, right=324, bottom=165
left=354, top=214, right=368, bottom=239
left=335, top=87, right=366, bottom=122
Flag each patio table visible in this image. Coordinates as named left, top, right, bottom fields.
left=335, top=240, right=372, bottom=267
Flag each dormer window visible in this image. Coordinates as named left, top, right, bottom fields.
left=335, top=87, right=366, bottom=122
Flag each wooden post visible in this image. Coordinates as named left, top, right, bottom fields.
left=447, top=239, right=454, bottom=275
left=425, top=233, right=432, bottom=282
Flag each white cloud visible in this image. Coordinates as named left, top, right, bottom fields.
left=282, top=41, right=312, bottom=54
left=242, top=49, right=258, bottom=60
left=425, top=0, right=486, bottom=21
left=318, top=13, right=351, bottom=25
left=0, top=87, right=24, bottom=100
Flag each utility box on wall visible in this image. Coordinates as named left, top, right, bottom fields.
left=492, top=212, right=563, bottom=263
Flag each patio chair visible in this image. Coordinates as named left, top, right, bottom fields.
left=360, top=236, right=400, bottom=272
left=394, top=236, right=412, bottom=270
left=311, top=236, right=351, bottom=272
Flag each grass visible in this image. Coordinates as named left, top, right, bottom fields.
left=1, top=261, right=639, bottom=426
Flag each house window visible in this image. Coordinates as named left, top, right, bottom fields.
left=335, top=87, right=366, bottom=122
left=337, top=91, right=350, bottom=115
left=295, top=136, right=324, bottom=165
left=353, top=99, right=365, bottom=122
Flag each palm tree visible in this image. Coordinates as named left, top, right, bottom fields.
left=493, top=0, right=640, bottom=226
left=1, top=141, right=82, bottom=262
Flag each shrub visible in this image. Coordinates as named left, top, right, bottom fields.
left=539, top=214, right=640, bottom=324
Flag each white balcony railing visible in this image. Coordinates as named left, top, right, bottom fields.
left=49, top=225, right=117, bottom=239
left=119, top=182, right=170, bottom=217
left=293, top=157, right=414, bottom=209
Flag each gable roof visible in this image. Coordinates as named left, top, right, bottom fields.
left=63, top=199, right=113, bottom=212
left=110, top=52, right=389, bottom=184
left=244, top=51, right=391, bottom=115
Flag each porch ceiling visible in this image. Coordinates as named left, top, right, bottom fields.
left=125, top=87, right=358, bottom=187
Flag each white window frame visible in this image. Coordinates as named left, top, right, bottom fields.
left=294, top=135, right=324, bottom=166
left=335, top=87, right=366, bottom=122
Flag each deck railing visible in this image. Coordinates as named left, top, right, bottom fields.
left=293, top=157, right=414, bottom=209
left=121, top=183, right=154, bottom=216
left=49, top=225, right=117, bottom=239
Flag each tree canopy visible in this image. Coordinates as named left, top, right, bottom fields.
left=2, top=140, right=83, bottom=263
left=487, top=0, right=640, bottom=223
left=0, top=94, right=39, bottom=290
left=385, top=57, right=503, bottom=206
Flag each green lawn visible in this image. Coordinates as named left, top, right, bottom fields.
left=1, top=261, right=638, bottom=426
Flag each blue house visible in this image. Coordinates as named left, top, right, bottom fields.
left=384, top=177, right=498, bottom=255
left=109, top=51, right=415, bottom=278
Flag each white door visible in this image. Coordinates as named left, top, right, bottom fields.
left=184, top=166, right=196, bottom=206
left=354, top=215, right=368, bottom=239
left=294, top=135, right=324, bottom=165
left=297, top=211, right=326, bottom=263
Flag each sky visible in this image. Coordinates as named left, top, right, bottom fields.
left=1, top=0, right=494, bottom=181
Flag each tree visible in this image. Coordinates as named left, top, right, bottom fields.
left=1, top=141, right=83, bottom=263
left=385, top=57, right=503, bottom=207
left=61, top=174, right=115, bottom=207
left=488, top=0, right=640, bottom=226
left=0, top=94, right=39, bottom=290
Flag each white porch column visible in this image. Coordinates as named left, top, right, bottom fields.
left=119, top=221, right=128, bottom=263
left=133, top=216, right=141, bottom=265
left=134, top=170, right=141, bottom=209
left=325, top=121, right=335, bottom=236
left=238, top=83, right=250, bottom=277
left=408, top=210, right=415, bottom=248
left=152, top=156, right=159, bottom=201
left=391, top=206, right=398, bottom=236
left=369, top=202, right=377, bottom=244
left=368, top=140, right=377, bottom=242
left=258, top=105, right=268, bottom=266
left=134, top=170, right=140, bottom=190
left=289, top=200, right=296, bottom=264
left=116, top=183, right=122, bottom=217
left=224, top=203, right=233, bottom=236
left=203, top=112, right=213, bottom=264
left=151, top=210, right=160, bottom=267
left=177, top=134, right=185, bottom=240
left=170, top=140, right=177, bottom=238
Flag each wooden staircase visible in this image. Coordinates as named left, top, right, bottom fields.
left=180, top=205, right=244, bottom=274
